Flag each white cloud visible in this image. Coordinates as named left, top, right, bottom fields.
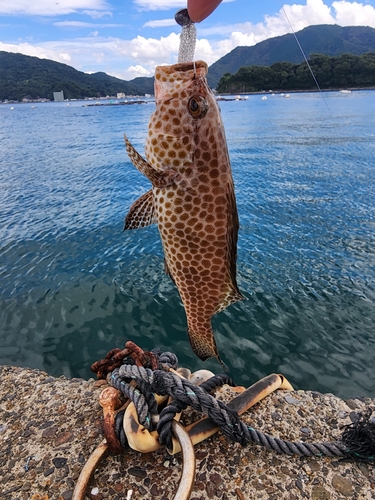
left=143, top=18, right=176, bottom=27
left=133, top=0, right=186, bottom=10
left=0, top=33, right=181, bottom=73
left=1, top=0, right=375, bottom=82
left=83, top=9, right=113, bottom=19
left=333, top=0, right=375, bottom=24
left=54, top=21, right=124, bottom=27
left=0, top=0, right=110, bottom=16
left=0, top=41, right=73, bottom=64
left=113, top=64, right=153, bottom=80
left=133, top=0, right=235, bottom=11
left=199, top=0, right=375, bottom=60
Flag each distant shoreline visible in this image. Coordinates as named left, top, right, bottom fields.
left=217, top=86, right=375, bottom=96
left=1, top=86, right=375, bottom=105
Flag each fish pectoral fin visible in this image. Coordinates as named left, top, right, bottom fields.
left=124, top=134, right=178, bottom=188
left=124, top=189, right=156, bottom=230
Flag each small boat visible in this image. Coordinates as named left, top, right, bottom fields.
left=284, top=94, right=291, bottom=98
left=340, top=89, right=352, bottom=94
left=261, top=96, right=267, bottom=101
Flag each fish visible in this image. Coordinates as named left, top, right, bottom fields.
left=124, top=60, right=244, bottom=363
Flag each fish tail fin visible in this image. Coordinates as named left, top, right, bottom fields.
left=187, top=320, right=222, bottom=363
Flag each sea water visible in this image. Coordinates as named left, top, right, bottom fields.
left=1, top=91, right=374, bottom=398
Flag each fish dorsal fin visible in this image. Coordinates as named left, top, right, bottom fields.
left=124, top=189, right=156, bottom=230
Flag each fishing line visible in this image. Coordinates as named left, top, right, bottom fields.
left=281, top=5, right=332, bottom=113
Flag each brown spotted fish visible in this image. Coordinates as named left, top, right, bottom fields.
left=124, top=60, right=244, bottom=363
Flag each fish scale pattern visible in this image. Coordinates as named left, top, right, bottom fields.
left=126, top=60, right=243, bottom=362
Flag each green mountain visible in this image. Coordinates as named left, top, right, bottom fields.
left=217, top=52, right=375, bottom=92
left=0, top=51, right=155, bottom=101
left=1, top=24, right=375, bottom=100
left=207, top=24, right=375, bottom=88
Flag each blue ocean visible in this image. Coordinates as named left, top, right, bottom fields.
left=1, top=91, right=374, bottom=398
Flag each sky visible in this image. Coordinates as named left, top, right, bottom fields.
left=1, top=0, right=375, bottom=80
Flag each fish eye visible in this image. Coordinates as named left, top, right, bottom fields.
left=188, top=95, right=208, bottom=118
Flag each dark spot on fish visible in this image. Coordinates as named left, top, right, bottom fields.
left=198, top=174, right=208, bottom=182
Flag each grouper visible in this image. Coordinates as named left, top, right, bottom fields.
left=124, top=60, right=244, bottom=363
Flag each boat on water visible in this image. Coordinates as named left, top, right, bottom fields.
left=340, top=89, right=352, bottom=93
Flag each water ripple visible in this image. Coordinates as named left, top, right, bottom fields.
left=1, top=93, right=375, bottom=397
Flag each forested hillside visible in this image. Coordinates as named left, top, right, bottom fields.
left=0, top=52, right=154, bottom=101
left=217, top=52, right=375, bottom=92
left=208, top=25, right=375, bottom=88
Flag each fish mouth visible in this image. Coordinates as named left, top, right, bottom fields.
left=163, top=60, right=208, bottom=74
left=154, top=60, right=208, bottom=100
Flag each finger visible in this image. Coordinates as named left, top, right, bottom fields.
left=187, top=0, right=222, bottom=22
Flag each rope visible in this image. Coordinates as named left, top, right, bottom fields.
left=92, top=342, right=375, bottom=461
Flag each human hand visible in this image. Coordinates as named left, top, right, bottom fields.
left=187, top=0, right=223, bottom=22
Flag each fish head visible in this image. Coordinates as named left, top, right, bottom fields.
left=146, top=60, right=225, bottom=171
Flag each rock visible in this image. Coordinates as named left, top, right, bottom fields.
left=61, top=490, right=74, bottom=500
left=128, top=467, right=147, bottom=478
left=43, top=467, right=54, bottom=477
left=284, top=395, right=300, bottom=405
left=331, top=475, right=353, bottom=496
left=52, top=457, right=68, bottom=468
left=311, top=485, right=330, bottom=499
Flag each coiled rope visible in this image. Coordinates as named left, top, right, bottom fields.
left=92, top=342, right=375, bottom=462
